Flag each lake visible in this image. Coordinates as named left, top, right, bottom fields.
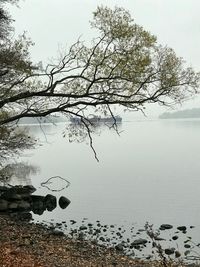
left=6, top=118, right=200, bottom=258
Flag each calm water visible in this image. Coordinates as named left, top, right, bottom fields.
left=12, top=119, right=200, bottom=249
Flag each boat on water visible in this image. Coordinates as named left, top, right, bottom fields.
left=70, top=115, right=122, bottom=124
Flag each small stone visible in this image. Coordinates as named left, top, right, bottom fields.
left=172, top=235, right=178, bottom=240
left=78, top=232, right=84, bottom=240
left=99, top=236, right=105, bottom=242
left=184, top=244, right=191, bottom=248
left=165, top=248, right=175, bottom=255
left=79, top=226, right=87, bottom=231
left=154, top=237, right=165, bottom=241
left=177, top=226, right=187, bottom=231
left=131, top=238, right=148, bottom=246
left=115, top=243, right=124, bottom=252
left=51, top=229, right=64, bottom=236
left=184, top=250, right=190, bottom=256
left=91, top=239, right=98, bottom=245
left=159, top=224, right=173, bottom=230
left=175, top=251, right=181, bottom=258
left=95, top=229, right=101, bottom=234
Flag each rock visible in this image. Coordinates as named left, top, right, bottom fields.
left=175, top=251, right=181, bottom=258
left=31, top=196, right=46, bottom=214
left=154, top=237, right=165, bottom=241
left=17, top=201, right=31, bottom=210
left=16, top=212, right=32, bottom=221
left=0, top=199, right=8, bottom=211
left=44, top=194, right=57, bottom=211
left=184, top=244, right=191, bottom=248
left=59, top=196, right=70, bottom=209
left=32, top=200, right=44, bottom=209
left=0, top=186, right=9, bottom=192
left=51, top=229, right=64, bottom=236
left=31, top=195, right=46, bottom=210
left=1, top=192, right=22, bottom=200
left=8, top=186, right=36, bottom=195
left=99, top=236, right=105, bottom=242
left=1, top=185, right=35, bottom=200
left=172, top=235, right=178, bottom=240
left=79, top=226, right=87, bottom=231
left=70, top=219, right=77, bottom=224
left=31, top=195, right=45, bottom=202
left=159, top=224, right=173, bottom=230
left=165, top=248, right=175, bottom=255
left=32, top=208, right=44, bottom=215
left=138, top=229, right=145, bottom=232
left=23, top=185, right=36, bottom=194
left=91, top=239, right=98, bottom=245
left=115, top=243, right=124, bottom=252
left=131, top=238, right=148, bottom=246
left=184, top=250, right=190, bottom=256
left=8, top=202, right=19, bottom=210
left=177, top=226, right=187, bottom=231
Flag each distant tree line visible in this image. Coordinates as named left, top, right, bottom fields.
left=159, top=107, right=200, bottom=119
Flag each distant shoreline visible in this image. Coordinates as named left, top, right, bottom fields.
left=159, top=108, right=200, bottom=119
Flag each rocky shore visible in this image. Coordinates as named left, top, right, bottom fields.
left=0, top=185, right=199, bottom=267
left=0, top=214, right=152, bottom=267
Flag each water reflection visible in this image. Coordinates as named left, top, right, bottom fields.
left=66, top=121, right=122, bottom=143
left=0, top=162, right=39, bottom=186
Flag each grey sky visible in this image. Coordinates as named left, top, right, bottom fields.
left=9, top=0, right=200, bottom=115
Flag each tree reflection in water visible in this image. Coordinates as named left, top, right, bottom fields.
left=0, top=162, right=39, bottom=186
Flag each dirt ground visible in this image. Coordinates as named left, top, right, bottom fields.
left=0, top=214, right=151, bottom=267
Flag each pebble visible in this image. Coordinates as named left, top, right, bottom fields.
left=159, top=224, right=173, bottom=230
left=164, top=248, right=175, bottom=255
left=177, top=226, right=187, bottom=231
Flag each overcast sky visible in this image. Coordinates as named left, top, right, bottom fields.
left=9, top=0, right=200, bottom=116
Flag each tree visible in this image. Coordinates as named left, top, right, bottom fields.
left=0, top=0, right=35, bottom=163
left=0, top=5, right=199, bottom=160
